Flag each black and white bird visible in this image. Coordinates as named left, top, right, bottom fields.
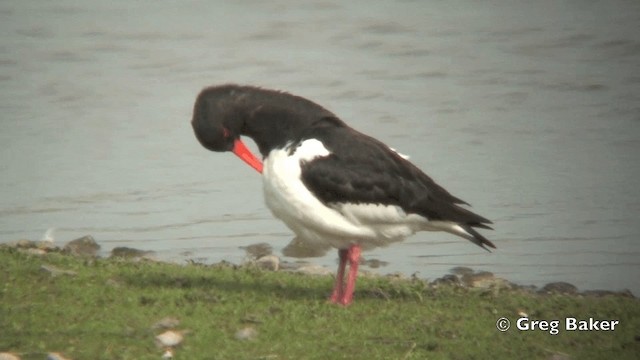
left=191, top=84, right=495, bottom=305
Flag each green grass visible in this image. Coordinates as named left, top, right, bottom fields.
left=1, top=247, right=638, bottom=360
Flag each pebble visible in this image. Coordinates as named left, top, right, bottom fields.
left=40, top=264, right=77, bottom=277
left=546, top=352, right=572, bottom=360
left=4, top=238, right=60, bottom=256
left=161, top=349, right=174, bottom=359
left=290, top=264, right=333, bottom=276
left=539, top=282, right=578, bottom=295
left=241, top=242, right=273, bottom=259
left=281, top=237, right=330, bottom=258
left=0, top=353, right=21, bottom=360
left=23, top=248, right=47, bottom=256
left=235, top=327, right=258, bottom=341
left=155, top=330, right=185, bottom=348
left=38, top=240, right=59, bottom=251
left=461, top=271, right=509, bottom=289
left=110, top=246, right=154, bottom=260
left=63, top=235, right=100, bottom=257
left=360, top=258, right=389, bottom=269
left=47, top=353, right=72, bottom=360
left=431, top=274, right=461, bottom=287
left=385, top=272, right=408, bottom=280
left=449, top=266, right=474, bottom=276
left=15, top=239, right=37, bottom=248
left=581, top=289, right=635, bottom=297
left=255, top=255, right=280, bottom=271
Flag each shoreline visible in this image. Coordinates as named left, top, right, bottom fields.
left=3, top=235, right=635, bottom=299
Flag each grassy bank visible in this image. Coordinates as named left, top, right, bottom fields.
left=0, top=247, right=638, bottom=360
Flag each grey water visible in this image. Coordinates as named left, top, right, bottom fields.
left=1, top=0, right=639, bottom=294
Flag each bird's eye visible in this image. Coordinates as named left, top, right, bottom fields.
left=222, top=127, right=231, bottom=139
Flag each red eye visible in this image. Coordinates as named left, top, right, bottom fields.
left=222, top=127, right=231, bottom=139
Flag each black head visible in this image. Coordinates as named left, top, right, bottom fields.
left=191, top=85, right=245, bottom=153
left=192, top=84, right=339, bottom=157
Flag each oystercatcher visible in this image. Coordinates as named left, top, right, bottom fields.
left=191, top=84, right=495, bottom=305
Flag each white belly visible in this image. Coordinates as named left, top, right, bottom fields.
left=261, top=139, right=430, bottom=251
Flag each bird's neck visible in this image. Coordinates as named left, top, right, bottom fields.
left=239, top=107, right=314, bottom=157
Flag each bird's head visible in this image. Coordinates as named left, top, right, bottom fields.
left=191, top=85, right=263, bottom=173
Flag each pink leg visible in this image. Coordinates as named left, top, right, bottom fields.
left=329, top=248, right=348, bottom=303
left=340, top=244, right=361, bottom=306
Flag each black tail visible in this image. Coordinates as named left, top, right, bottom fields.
left=462, top=225, right=496, bottom=252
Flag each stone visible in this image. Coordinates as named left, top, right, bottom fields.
left=360, top=258, right=389, bottom=269
left=235, top=326, right=258, bottom=341
left=37, top=240, right=59, bottom=251
left=546, top=352, right=572, bottom=360
left=40, top=265, right=77, bottom=277
left=450, top=266, right=474, bottom=276
left=292, top=264, right=332, bottom=276
left=0, top=353, right=21, bottom=360
left=431, top=274, right=461, bottom=287
left=110, top=247, right=154, bottom=259
left=540, top=282, right=578, bottom=295
left=385, top=272, right=407, bottom=280
left=255, top=254, right=280, bottom=271
left=582, top=289, right=618, bottom=297
left=155, top=330, right=184, bottom=348
left=15, top=239, right=37, bottom=248
left=281, top=237, right=330, bottom=258
left=47, top=353, right=72, bottom=360
left=22, top=248, right=47, bottom=256
left=461, top=271, right=493, bottom=286
left=63, top=235, right=100, bottom=257
left=241, top=242, right=273, bottom=259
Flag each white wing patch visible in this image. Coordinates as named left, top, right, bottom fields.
left=289, top=138, right=330, bottom=162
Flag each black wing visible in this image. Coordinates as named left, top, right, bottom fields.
left=298, top=118, right=495, bottom=249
